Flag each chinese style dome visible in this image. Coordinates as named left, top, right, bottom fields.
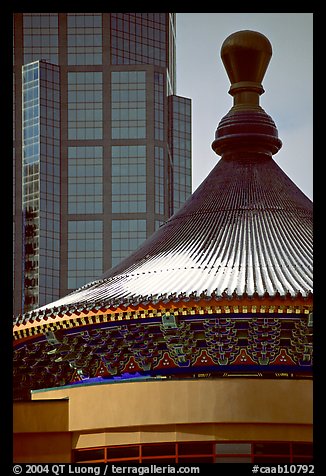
left=13, top=31, right=313, bottom=398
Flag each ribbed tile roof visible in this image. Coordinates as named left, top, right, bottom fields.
left=20, top=152, right=312, bottom=321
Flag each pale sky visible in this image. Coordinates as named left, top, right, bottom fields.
left=175, top=13, right=313, bottom=201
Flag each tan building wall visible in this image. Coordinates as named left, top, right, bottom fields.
left=13, top=400, right=71, bottom=463
left=14, top=378, right=313, bottom=463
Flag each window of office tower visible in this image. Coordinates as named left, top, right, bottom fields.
left=68, top=72, right=103, bottom=140
left=154, top=72, right=164, bottom=141
left=111, top=13, right=167, bottom=66
left=111, top=71, right=146, bottom=139
left=155, top=146, right=164, bottom=215
left=111, top=145, right=146, bottom=213
left=170, top=96, right=192, bottom=213
left=68, top=146, right=103, bottom=214
left=67, top=220, right=103, bottom=289
left=67, top=14, right=102, bottom=65
left=23, top=14, right=58, bottom=64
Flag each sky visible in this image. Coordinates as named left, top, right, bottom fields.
left=175, top=13, right=313, bottom=201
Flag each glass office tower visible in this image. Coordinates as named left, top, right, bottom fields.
left=13, top=13, right=192, bottom=315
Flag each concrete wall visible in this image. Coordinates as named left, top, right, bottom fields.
left=13, top=378, right=313, bottom=462
left=31, top=378, right=313, bottom=430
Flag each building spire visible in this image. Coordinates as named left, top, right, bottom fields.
left=212, top=30, right=282, bottom=157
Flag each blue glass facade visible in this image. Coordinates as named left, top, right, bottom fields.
left=111, top=71, right=146, bottom=140
left=22, top=61, right=60, bottom=311
left=67, top=14, right=102, bottom=65
left=23, top=14, right=59, bottom=64
left=112, top=145, right=147, bottom=213
left=68, top=220, right=103, bottom=289
left=154, top=146, right=164, bottom=215
left=110, top=13, right=169, bottom=69
left=68, top=72, right=103, bottom=140
left=68, top=146, right=103, bottom=214
left=168, top=96, right=192, bottom=214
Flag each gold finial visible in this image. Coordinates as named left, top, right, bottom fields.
left=212, top=30, right=282, bottom=157
left=221, top=30, right=272, bottom=110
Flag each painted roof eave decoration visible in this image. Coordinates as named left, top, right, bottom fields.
left=14, top=299, right=313, bottom=342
